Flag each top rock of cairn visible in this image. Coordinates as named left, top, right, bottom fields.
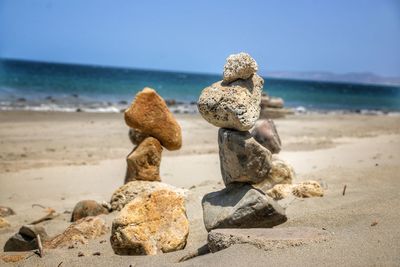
left=223, top=52, right=258, bottom=84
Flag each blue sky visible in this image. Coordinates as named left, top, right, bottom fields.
left=0, top=0, right=399, bottom=76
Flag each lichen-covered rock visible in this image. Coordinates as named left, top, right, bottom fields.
left=44, top=217, right=107, bottom=249
left=292, top=181, right=324, bottom=198
left=71, top=200, right=109, bottom=222
left=202, top=183, right=287, bottom=232
left=218, top=128, right=272, bottom=185
left=110, top=180, right=187, bottom=211
left=223, top=52, right=258, bottom=84
left=0, top=206, right=15, bottom=217
left=0, top=217, right=10, bottom=229
left=251, top=119, right=281, bottom=154
left=124, top=88, right=182, bottom=150
left=110, top=189, right=189, bottom=255
left=125, top=137, right=162, bottom=183
left=128, top=128, right=149, bottom=145
left=253, top=157, right=295, bottom=192
left=198, top=74, right=264, bottom=131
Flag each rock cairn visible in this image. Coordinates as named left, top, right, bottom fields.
left=259, top=93, right=294, bottom=119
left=110, top=87, right=189, bottom=255
left=198, top=52, right=294, bottom=231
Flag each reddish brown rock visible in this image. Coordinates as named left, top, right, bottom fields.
left=71, top=200, right=109, bottom=222
left=125, top=137, right=163, bottom=183
left=124, top=88, right=182, bottom=150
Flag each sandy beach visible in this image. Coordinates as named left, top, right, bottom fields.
left=1, top=111, right=400, bottom=266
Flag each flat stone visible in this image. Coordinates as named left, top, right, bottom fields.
left=124, top=88, right=182, bottom=150
left=202, top=183, right=287, bottom=232
left=71, top=200, right=109, bottom=222
left=208, top=227, right=330, bottom=252
left=110, top=180, right=187, bottom=211
left=253, top=157, right=295, bottom=193
left=125, top=137, right=162, bottom=183
left=111, top=189, right=189, bottom=255
left=0, top=206, right=15, bottom=217
left=251, top=119, right=281, bottom=154
left=223, top=52, right=258, bottom=84
left=128, top=128, right=149, bottom=145
left=44, top=217, right=107, bottom=249
left=198, top=74, right=264, bottom=131
left=218, top=128, right=272, bottom=185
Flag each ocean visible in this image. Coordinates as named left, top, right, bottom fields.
left=1, top=59, right=399, bottom=114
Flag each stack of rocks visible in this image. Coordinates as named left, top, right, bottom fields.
left=198, top=52, right=294, bottom=231
left=259, top=93, right=294, bottom=119
left=109, top=88, right=189, bottom=255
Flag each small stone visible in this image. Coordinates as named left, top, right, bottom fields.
left=218, top=128, right=272, bottom=185
left=253, top=157, right=295, bottom=193
left=111, top=189, right=189, bottom=255
left=292, top=181, right=324, bottom=198
left=92, top=251, right=101, bottom=256
left=251, top=119, right=281, bottom=154
left=44, top=217, right=107, bottom=249
left=110, top=180, right=187, bottom=211
left=128, top=128, right=149, bottom=145
left=19, top=224, right=49, bottom=240
left=71, top=200, right=109, bottom=222
left=223, top=52, right=258, bottom=84
left=125, top=137, right=162, bottom=183
left=0, top=217, right=10, bottom=228
left=260, top=108, right=294, bottom=119
left=0, top=206, right=15, bottom=217
left=78, top=251, right=84, bottom=257
left=208, top=227, right=330, bottom=253
left=124, top=88, right=182, bottom=150
left=202, top=183, right=287, bottom=232
left=198, top=74, right=264, bottom=131
left=267, top=97, right=284, bottom=109
left=3, top=225, right=49, bottom=251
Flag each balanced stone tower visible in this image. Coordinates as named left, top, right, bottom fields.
left=198, top=53, right=294, bottom=231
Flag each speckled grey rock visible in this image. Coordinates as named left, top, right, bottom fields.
left=128, top=128, right=149, bottom=145
left=198, top=74, right=264, bottom=131
left=251, top=119, right=281, bottom=154
left=223, top=52, right=258, bottom=84
left=218, top=128, right=272, bottom=185
left=208, top=227, right=330, bottom=252
left=110, top=180, right=187, bottom=211
left=202, top=183, right=287, bottom=232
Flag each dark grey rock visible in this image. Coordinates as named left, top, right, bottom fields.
left=202, top=183, right=287, bottom=232
left=218, top=128, right=272, bottom=185
left=4, top=225, right=49, bottom=252
left=208, top=227, right=330, bottom=252
left=251, top=119, right=281, bottom=154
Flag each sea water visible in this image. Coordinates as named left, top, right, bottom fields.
left=1, top=59, right=399, bottom=113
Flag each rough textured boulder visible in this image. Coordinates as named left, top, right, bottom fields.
left=0, top=206, right=15, bottom=217
left=208, top=227, right=330, bottom=252
left=111, top=189, right=189, bottom=255
left=44, top=217, right=107, bottom=249
left=4, top=225, right=48, bottom=252
left=251, top=119, right=281, bottom=154
left=223, top=52, right=258, bottom=84
left=198, top=74, right=264, bottom=131
left=253, top=157, right=295, bottom=193
left=202, top=183, right=287, bottom=232
left=125, top=137, right=162, bottom=183
left=266, top=184, right=293, bottom=200
left=0, top=217, right=10, bottom=228
left=124, top=88, right=182, bottom=150
left=71, top=200, right=109, bottom=222
left=128, top=128, right=149, bottom=145
left=218, top=128, right=272, bottom=185
left=110, top=180, right=187, bottom=211
left=292, top=181, right=324, bottom=198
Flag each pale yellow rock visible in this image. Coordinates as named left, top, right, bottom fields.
left=111, top=189, right=189, bottom=255
left=292, top=180, right=324, bottom=198
left=253, top=157, right=295, bottom=193
left=0, top=217, right=10, bottom=228
left=44, top=217, right=107, bottom=249
left=266, top=184, right=293, bottom=200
